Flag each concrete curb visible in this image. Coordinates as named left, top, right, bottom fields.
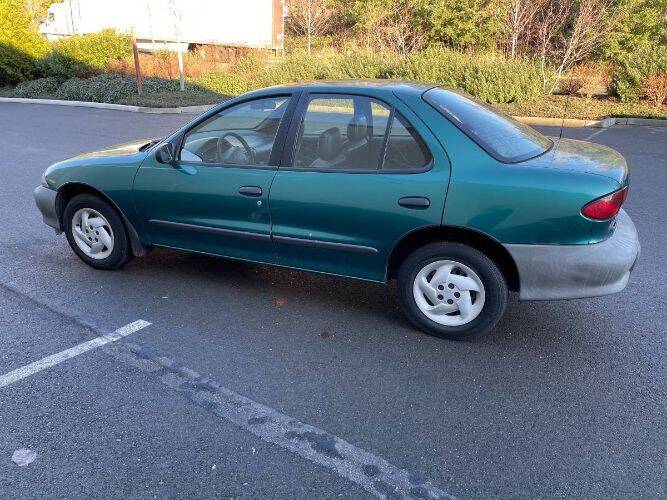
left=1, top=97, right=665, bottom=125
left=513, top=116, right=617, bottom=128
left=0, top=97, right=213, bottom=114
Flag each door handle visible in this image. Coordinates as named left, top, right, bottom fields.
left=238, top=186, right=262, bottom=197
left=398, top=196, right=430, bottom=209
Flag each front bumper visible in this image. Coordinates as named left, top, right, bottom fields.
left=504, top=209, right=640, bottom=300
left=34, top=185, right=62, bottom=233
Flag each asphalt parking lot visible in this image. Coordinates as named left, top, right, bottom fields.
left=1, top=102, right=665, bottom=499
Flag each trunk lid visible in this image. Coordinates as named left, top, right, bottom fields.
left=525, top=138, right=628, bottom=186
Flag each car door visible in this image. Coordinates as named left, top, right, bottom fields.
left=269, top=92, right=450, bottom=282
left=133, top=94, right=295, bottom=263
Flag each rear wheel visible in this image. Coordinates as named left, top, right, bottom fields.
left=397, top=242, right=508, bottom=340
left=63, top=194, right=132, bottom=270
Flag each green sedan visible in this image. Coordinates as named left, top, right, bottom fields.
left=34, top=81, right=640, bottom=340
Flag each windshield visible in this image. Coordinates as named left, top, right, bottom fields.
left=423, top=87, right=552, bottom=163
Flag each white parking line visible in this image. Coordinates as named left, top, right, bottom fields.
left=0, top=320, right=150, bottom=388
left=584, top=128, right=607, bottom=141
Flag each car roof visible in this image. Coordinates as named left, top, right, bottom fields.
left=247, top=79, right=437, bottom=97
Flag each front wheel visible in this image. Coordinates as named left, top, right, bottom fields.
left=397, top=242, right=508, bottom=340
left=62, top=194, right=132, bottom=270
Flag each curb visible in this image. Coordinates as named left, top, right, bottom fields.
left=1, top=97, right=665, bottom=126
left=0, top=97, right=214, bottom=114
left=514, top=116, right=616, bottom=128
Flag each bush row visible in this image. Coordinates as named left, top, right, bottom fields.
left=195, top=48, right=544, bottom=104
left=12, top=75, right=183, bottom=102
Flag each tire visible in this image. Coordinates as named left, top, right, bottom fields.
left=396, top=242, right=508, bottom=340
left=62, top=193, right=133, bottom=270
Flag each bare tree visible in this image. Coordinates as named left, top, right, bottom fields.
left=286, top=0, right=338, bottom=53
left=529, top=0, right=621, bottom=92
left=505, top=0, right=544, bottom=58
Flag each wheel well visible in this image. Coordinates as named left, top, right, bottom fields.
left=55, top=183, right=115, bottom=223
left=55, top=183, right=149, bottom=257
left=387, top=226, right=520, bottom=292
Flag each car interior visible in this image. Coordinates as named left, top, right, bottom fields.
left=179, top=94, right=431, bottom=171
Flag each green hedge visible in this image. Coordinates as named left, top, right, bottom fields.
left=54, top=74, right=179, bottom=102
left=12, top=77, right=60, bottom=97
left=190, top=72, right=250, bottom=96
left=391, top=47, right=542, bottom=103
left=39, top=30, right=132, bottom=79
left=611, top=44, right=667, bottom=102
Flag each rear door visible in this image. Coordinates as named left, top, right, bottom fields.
left=133, top=94, right=296, bottom=263
left=268, top=92, right=450, bottom=281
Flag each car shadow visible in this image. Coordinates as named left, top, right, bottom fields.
left=128, top=247, right=603, bottom=349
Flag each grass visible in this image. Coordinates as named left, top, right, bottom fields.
left=2, top=82, right=665, bottom=119
left=116, top=88, right=227, bottom=108
left=498, top=94, right=666, bottom=120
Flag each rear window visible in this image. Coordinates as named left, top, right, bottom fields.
left=423, top=87, right=552, bottom=163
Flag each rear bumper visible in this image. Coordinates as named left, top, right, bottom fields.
left=504, top=209, right=640, bottom=300
left=34, top=185, right=62, bottom=232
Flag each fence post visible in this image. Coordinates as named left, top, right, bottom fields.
left=132, top=32, right=143, bottom=96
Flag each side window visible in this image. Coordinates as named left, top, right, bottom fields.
left=382, top=113, right=432, bottom=171
left=292, top=95, right=391, bottom=170
left=180, top=96, right=289, bottom=166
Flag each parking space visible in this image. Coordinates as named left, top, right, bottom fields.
left=1, top=103, right=665, bottom=498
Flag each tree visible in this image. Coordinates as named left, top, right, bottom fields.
left=287, top=0, right=338, bottom=53
left=343, top=0, right=424, bottom=54
left=505, top=0, right=543, bottom=58
left=603, top=0, right=667, bottom=60
left=417, top=0, right=506, bottom=51
left=529, top=0, right=623, bottom=92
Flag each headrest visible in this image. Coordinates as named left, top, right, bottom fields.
left=317, top=127, right=343, bottom=161
left=347, top=116, right=369, bottom=143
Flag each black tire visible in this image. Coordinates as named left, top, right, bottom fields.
left=62, top=193, right=133, bottom=270
left=396, top=242, right=508, bottom=340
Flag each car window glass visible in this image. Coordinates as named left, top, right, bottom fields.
left=181, top=96, right=289, bottom=166
left=382, top=113, right=431, bottom=170
left=292, top=95, right=391, bottom=170
left=423, top=87, right=552, bottom=163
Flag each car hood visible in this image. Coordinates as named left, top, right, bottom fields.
left=72, top=138, right=162, bottom=160
left=526, top=137, right=628, bottom=186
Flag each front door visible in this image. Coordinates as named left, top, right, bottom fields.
left=133, top=95, right=293, bottom=263
left=269, top=92, right=450, bottom=282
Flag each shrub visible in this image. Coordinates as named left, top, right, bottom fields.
left=643, top=74, right=667, bottom=107
left=189, top=72, right=249, bottom=96
left=461, top=57, right=542, bottom=104
left=0, top=0, right=49, bottom=84
left=611, top=44, right=667, bottom=102
left=390, top=48, right=542, bottom=103
left=53, top=74, right=184, bottom=102
left=12, top=77, right=60, bottom=97
left=39, top=30, right=132, bottom=79
left=391, top=47, right=467, bottom=87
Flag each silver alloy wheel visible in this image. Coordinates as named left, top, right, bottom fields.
left=71, top=208, right=114, bottom=260
left=412, top=259, right=486, bottom=326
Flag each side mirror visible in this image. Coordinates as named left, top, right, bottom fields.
left=155, top=143, right=174, bottom=164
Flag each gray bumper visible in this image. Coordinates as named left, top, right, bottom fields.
left=34, top=185, right=62, bottom=233
left=504, top=209, right=640, bottom=300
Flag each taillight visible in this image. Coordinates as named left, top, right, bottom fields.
left=581, top=186, right=628, bottom=220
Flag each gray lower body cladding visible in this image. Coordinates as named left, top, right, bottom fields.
left=34, top=185, right=62, bottom=233
left=504, top=209, right=640, bottom=300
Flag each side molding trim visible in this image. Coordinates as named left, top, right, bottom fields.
left=148, top=219, right=271, bottom=242
left=272, top=235, right=378, bottom=254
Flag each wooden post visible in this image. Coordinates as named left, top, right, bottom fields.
left=132, top=33, right=143, bottom=96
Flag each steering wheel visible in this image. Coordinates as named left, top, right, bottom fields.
left=217, top=132, right=255, bottom=165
